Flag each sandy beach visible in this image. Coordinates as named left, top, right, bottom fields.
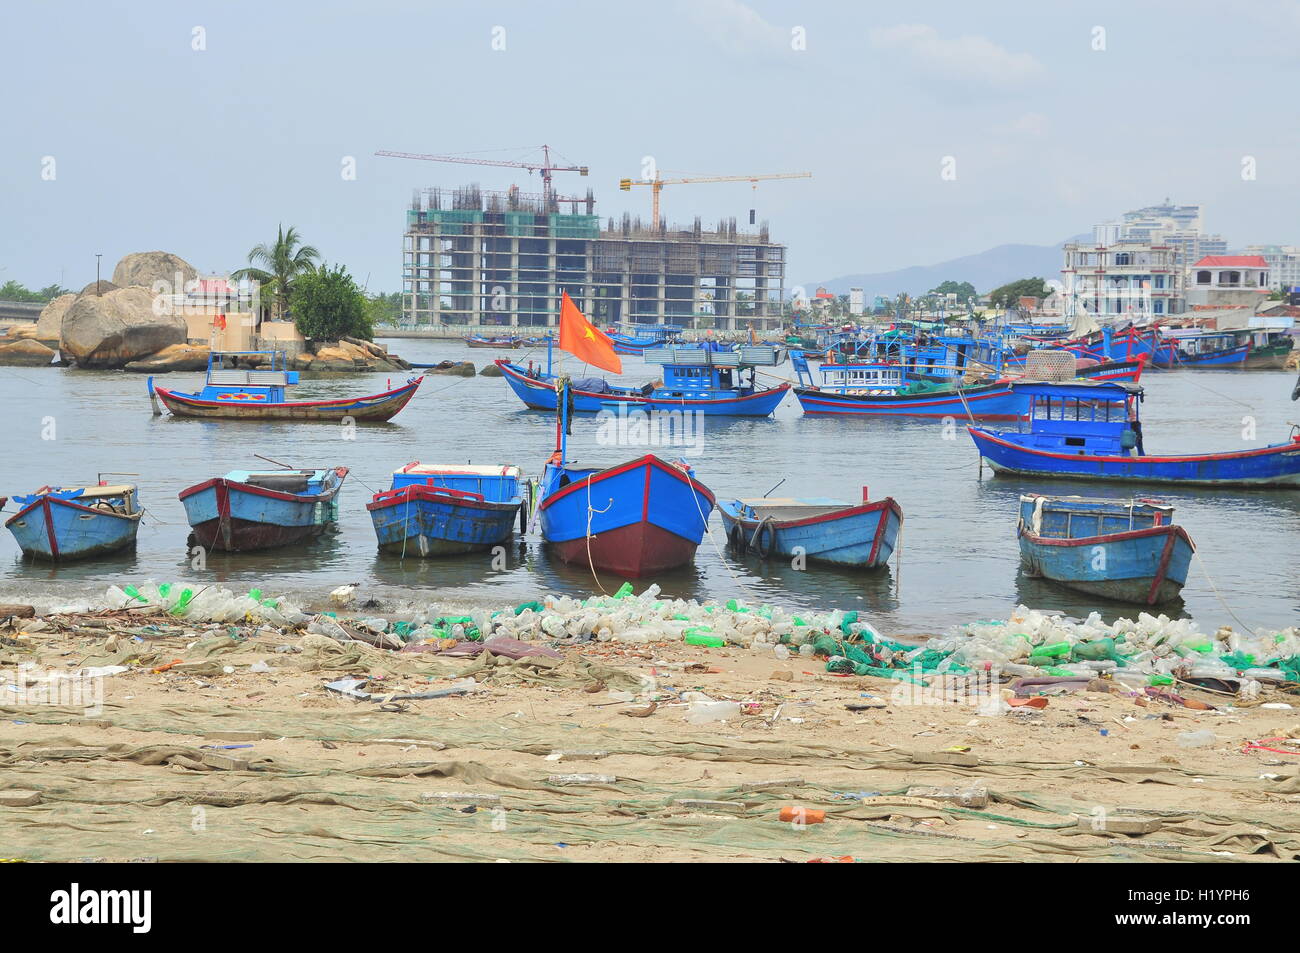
left=3, top=595, right=1299, bottom=864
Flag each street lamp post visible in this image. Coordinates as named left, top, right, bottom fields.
left=95, top=254, right=103, bottom=296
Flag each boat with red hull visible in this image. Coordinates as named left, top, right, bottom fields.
left=180, top=467, right=348, bottom=551
left=148, top=349, right=421, bottom=422
left=538, top=454, right=714, bottom=577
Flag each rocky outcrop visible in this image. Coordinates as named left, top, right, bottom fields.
left=301, top=338, right=412, bottom=372
left=112, top=251, right=198, bottom=292
left=0, top=339, right=57, bottom=366
left=61, top=287, right=187, bottom=368
left=78, top=280, right=120, bottom=297
left=427, top=360, right=475, bottom=377
left=34, top=293, right=76, bottom=343
left=123, top=343, right=211, bottom=373
left=477, top=362, right=504, bottom=377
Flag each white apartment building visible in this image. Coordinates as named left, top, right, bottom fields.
left=1061, top=226, right=1185, bottom=320
left=1244, top=245, right=1300, bottom=291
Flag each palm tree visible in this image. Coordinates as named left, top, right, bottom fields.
left=232, top=225, right=320, bottom=322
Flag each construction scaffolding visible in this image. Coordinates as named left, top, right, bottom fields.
left=401, top=184, right=787, bottom=330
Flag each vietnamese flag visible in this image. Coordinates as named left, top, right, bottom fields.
left=558, top=291, right=622, bottom=374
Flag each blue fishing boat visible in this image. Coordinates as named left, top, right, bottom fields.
left=1017, top=494, right=1194, bottom=605
left=495, top=344, right=788, bottom=416
left=4, top=482, right=143, bottom=561
left=718, top=491, right=902, bottom=569
left=536, top=381, right=714, bottom=577
left=179, top=467, right=348, bottom=551
left=1158, top=330, right=1249, bottom=368
left=367, top=464, right=524, bottom=557
left=606, top=322, right=686, bottom=355
left=790, top=352, right=1025, bottom=419
left=969, top=380, right=1300, bottom=487
left=149, top=350, right=422, bottom=422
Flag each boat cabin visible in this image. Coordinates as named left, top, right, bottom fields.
left=223, top=469, right=340, bottom=496
left=1162, top=330, right=1241, bottom=358
left=643, top=346, right=783, bottom=398
left=1018, top=493, right=1173, bottom=540
left=817, top=362, right=906, bottom=394
left=197, top=350, right=299, bottom=403
left=391, top=463, right=523, bottom=503
left=1007, top=380, right=1144, bottom=457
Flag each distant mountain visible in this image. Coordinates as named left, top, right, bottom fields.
left=804, top=236, right=1089, bottom=300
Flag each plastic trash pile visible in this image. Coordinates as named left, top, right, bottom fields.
left=94, top=581, right=308, bottom=627
left=80, top=581, right=1298, bottom=697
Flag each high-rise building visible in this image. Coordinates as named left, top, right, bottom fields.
left=401, top=185, right=787, bottom=331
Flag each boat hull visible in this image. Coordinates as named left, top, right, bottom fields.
left=794, top=381, right=1025, bottom=419
left=718, top=499, right=902, bottom=568
left=1244, top=344, right=1293, bottom=369
left=970, top=427, right=1300, bottom=487
left=179, top=476, right=345, bottom=552
left=367, top=485, right=520, bottom=556
left=4, top=496, right=140, bottom=561
left=1019, top=525, right=1194, bottom=605
left=1168, top=344, right=1250, bottom=368
left=497, top=361, right=787, bottom=416
left=152, top=377, right=422, bottom=422
left=539, top=455, right=715, bottom=577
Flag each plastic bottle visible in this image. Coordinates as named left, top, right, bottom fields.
left=686, top=701, right=741, bottom=724
left=1176, top=729, right=1216, bottom=748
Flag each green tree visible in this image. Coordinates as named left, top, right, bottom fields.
left=290, top=264, right=372, bottom=342
left=232, top=224, right=321, bottom=321
left=0, top=280, right=71, bottom=303
left=929, top=280, right=977, bottom=302
left=987, top=277, right=1052, bottom=309
left=364, top=290, right=403, bottom=327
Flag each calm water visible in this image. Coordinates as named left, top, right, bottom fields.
left=1, top=340, right=1297, bottom=634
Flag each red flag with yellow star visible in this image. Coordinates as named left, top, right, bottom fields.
left=557, top=291, right=622, bottom=374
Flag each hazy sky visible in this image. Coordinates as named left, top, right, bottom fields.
left=3, top=0, right=1299, bottom=293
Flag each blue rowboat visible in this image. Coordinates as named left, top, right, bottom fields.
left=538, top=454, right=715, bottom=577
left=179, top=467, right=348, bottom=552
left=606, top=323, right=686, bottom=355
left=4, top=483, right=143, bottom=561
left=718, top=493, right=902, bottom=569
left=1017, top=494, right=1195, bottom=605
left=149, top=349, right=422, bottom=422
left=969, top=380, right=1300, bottom=487
left=495, top=358, right=789, bottom=416
left=367, top=464, right=524, bottom=557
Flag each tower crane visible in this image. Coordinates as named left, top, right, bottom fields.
left=618, top=171, right=811, bottom=227
left=375, top=146, right=588, bottom=207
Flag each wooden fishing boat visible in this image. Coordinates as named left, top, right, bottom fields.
left=496, top=344, right=789, bottom=416
left=718, top=492, right=902, bottom=569
left=535, top=379, right=713, bottom=576
left=969, top=380, right=1300, bottom=487
left=1017, top=494, right=1194, bottom=605
left=606, top=322, right=686, bottom=355
left=368, top=464, right=524, bottom=557
left=148, top=350, right=422, bottom=422
left=465, top=335, right=522, bottom=349
left=5, top=483, right=143, bottom=561
left=1159, top=330, right=1249, bottom=368
left=1241, top=329, right=1294, bottom=369
left=539, top=453, right=715, bottom=577
left=179, top=467, right=347, bottom=551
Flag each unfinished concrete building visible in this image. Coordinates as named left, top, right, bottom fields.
left=401, top=185, right=787, bottom=331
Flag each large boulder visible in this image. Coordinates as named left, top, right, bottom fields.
left=61, top=287, right=187, bottom=368
left=112, top=251, right=198, bottom=293
left=34, top=293, right=76, bottom=343
left=0, top=339, right=57, bottom=366
left=123, top=342, right=211, bottom=373
left=78, top=280, right=120, bottom=297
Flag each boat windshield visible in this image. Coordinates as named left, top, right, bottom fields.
left=1032, top=396, right=1129, bottom=422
